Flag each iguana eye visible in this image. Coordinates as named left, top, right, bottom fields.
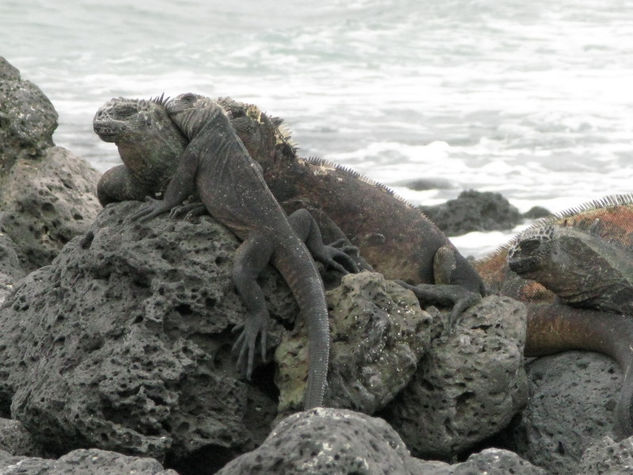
left=181, top=93, right=196, bottom=102
left=519, top=239, right=542, bottom=253
left=115, top=104, right=138, bottom=118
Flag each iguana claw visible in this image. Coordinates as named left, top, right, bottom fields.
left=317, top=244, right=359, bottom=274
left=396, top=280, right=482, bottom=330
left=131, top=196, right=171, bottom=223
left=231, top=314, right=268, bottom=380
left=169, top=201, right=207, bottom=220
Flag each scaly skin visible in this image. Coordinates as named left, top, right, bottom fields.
left=93, top=95, right=187, bottom=205
left=475, top=194, right=633, bottom=438
left=95, top=95, right=485, bottom=320
left=129, top=94, right=355, bottom=410
left=507, top=195, right=633, bottom=314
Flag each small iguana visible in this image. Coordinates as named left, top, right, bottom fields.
left=94, top=95, right=485, bottom=322
left=129, top=93, right=356, bottom=410
left=475, top=195, right=633, bottom=437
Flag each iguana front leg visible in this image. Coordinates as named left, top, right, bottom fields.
left=131, top=148, right=199, bottom=222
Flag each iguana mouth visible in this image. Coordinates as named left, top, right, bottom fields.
left=94, top=128, right=117, bottom=142
left=93, top=121, right=122, bottom=142
left=507, top=255, right=540, bottom=275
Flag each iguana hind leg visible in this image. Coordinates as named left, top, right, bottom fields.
left=231, top=232, right=275, bottom=379
left=287, top=208, right=358, bottom=274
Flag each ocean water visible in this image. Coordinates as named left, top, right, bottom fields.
left=2, top=0, right=633, bottom=256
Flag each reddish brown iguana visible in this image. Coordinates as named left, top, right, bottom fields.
left=475, top=194, right=633, bottom=437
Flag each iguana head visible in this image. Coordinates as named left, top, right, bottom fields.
left=94, top=96, right=173, bottom=143
left=507, top=224, right=557, bottom=277
left=165, top=93, right=294, bottom=170
left=93, top=95, right=187, bottom=184
left=507, top=222, right=632, bottom=309
left=165, top=93, right=223, bottom=140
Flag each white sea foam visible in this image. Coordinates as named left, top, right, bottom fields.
left=3, top=0, right=633, bottom=255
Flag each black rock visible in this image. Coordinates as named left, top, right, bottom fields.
left=420, top=190, right=522, bottom=235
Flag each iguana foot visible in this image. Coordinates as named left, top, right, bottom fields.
left=313, top=244, right=359, bottom=275
left=396, top=281, right=482, bottom=329
left=231, top=311, right=268, bottom=379
left=169, top=201, right=207, bottom=220
left=131, top=196, right=173, bottom=223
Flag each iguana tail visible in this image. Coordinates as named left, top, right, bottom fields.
left=525, top=303, right=633, bottom=438
left=273, top=236, right=329, bottom=410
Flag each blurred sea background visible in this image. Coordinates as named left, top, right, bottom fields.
left=2, top=0, right=633, bottom=256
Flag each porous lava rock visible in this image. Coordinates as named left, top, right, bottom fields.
left=382, top=295, right=528, bottom=458
left=0, top=201, right=292, bottom=472
left=276, top=271, right=435, bottom=413
left=0, top=448, right=177, bottom=474
left=0, top=56, right=57, bottom=172
left=508, top=351, right=621, bottom=474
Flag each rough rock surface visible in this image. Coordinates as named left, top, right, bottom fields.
left=0, top=418, right=43, bottom=457
left=451, top=448, right=547, bottom=474
left=216, top=407, right=444, bottom=474
left=0, top=56, right=57, bottom=172
left=382, top=295, right=528, bottom=458
left=0, top=201, right=295, bottom=472
left=420, top=190, right=522, bottom=235
left=217, top=408, right=546, bottom=474
left=0, top=57, right=101, bottom=272
left=578, top=435, right=633, bottom=474
left=276, top=271, right=435, bottom=412
left=0, top=146, right=101, bottom=271
left=0, top=448, right=177, bottom=474
left=508, top=351, right=620, bottom=474
left=0, top=232, right=23, bottom=308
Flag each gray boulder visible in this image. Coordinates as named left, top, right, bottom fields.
left=0, top=56, right=57, bottom=172
left=217, top=408, right=546, bottom=474
left=508, top=351, right=621, bottom=474
left=0, top=146, right=101, bottom=272
left=0, top=448, right=176, bottom=474
left=0, top=57, right=101, bottom=272
left=276, top=271, right=435, bottom=413
left=0, top=202, right=290, bottom=472
left=383, top=295, right=528, bottom=458
left=217, top=407, right=446, bottom=474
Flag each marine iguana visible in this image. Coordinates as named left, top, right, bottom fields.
left=129, top=93, right=356, bottom=410
left=475, top=194, right=633, bottom=437
left=94, top=95, right=633, bottom=433
left=94, top=95, right=485, bottom=321
left=506, top=194, right=633, bottom=314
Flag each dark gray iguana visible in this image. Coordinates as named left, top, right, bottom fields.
left=127, top=93, right=357, bottom=409
left=94, top=95, right=485, bottom=324
left=475, top=195, right=633, bottom=437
